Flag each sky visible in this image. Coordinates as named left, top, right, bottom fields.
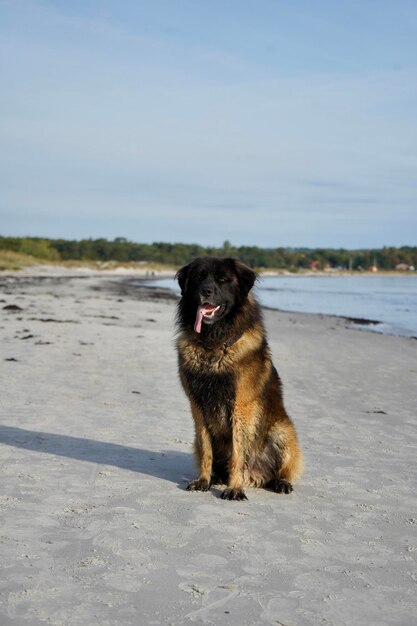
left=1, top=0, right=416, bottom=248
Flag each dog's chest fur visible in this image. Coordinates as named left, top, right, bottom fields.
left=178, top=342, right=237, bottom=434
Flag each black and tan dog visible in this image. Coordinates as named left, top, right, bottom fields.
left=176, top=256, right=303, bottom=501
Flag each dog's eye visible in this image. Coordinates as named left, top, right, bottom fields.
left=217, top=276, right=229, bottom=283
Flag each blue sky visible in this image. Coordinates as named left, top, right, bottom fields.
left=1, top=0, right=416, bottom=248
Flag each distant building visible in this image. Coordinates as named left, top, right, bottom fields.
left=396, top=263, right=411, bottom=271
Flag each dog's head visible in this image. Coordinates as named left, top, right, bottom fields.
left=176, top=257, right=257, bottom=333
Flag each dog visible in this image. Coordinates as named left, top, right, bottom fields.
left=175, top=256, right=303, bottom=500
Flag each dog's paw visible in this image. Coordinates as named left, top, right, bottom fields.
left=186, top=478, right=210, bottom=492
left=221, top=487, right=248, bottom=501
left=268, top=478, right=293, bottom=494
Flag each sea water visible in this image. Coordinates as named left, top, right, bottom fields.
left=145, top=275, right=417, bottom=338
left=256, top=275, right=417, bottom=338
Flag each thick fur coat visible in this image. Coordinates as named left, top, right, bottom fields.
left=176, top=256, right=303, bottom=500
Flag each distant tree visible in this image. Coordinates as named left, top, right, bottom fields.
left=1, top=236, right=416, bottom=270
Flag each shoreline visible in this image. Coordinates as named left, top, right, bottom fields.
left=2, top=266, right=414, bottom=346
left=2, top=260, right=417, bottom=278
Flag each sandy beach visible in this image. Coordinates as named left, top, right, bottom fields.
left=0, top=268, right=416, bottom=626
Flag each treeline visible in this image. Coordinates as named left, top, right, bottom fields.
left=1, top=236, right=416, bottom=271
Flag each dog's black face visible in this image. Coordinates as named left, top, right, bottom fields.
left=176, top=257, right=257, bottom=334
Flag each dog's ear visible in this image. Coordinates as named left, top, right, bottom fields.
left=227, top=258, right=257, bottom=298
left=176, top=262, right=192, bottom=295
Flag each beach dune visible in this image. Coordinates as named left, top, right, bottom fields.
left=0, top=269, right=416, bottom=625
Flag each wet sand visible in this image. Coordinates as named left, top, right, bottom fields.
left=1, top=268, right=416, bottom=625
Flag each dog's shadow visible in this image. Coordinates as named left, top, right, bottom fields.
left=0, top=424, right=193, bottom=487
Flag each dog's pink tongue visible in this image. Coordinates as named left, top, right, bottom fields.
left=194, top=306, right=204, bottom=333
left=194, top=304, right=216, bottom=333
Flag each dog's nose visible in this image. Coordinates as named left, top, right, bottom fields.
left=200, top=287, right=213, bottom=298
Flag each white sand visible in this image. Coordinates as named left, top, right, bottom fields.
left=0, top=269, right=416, bottom=625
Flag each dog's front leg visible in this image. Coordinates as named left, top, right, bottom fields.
left=187, top=400, right=213, bottom=492
left=221, top=414, right=248, bottom=501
